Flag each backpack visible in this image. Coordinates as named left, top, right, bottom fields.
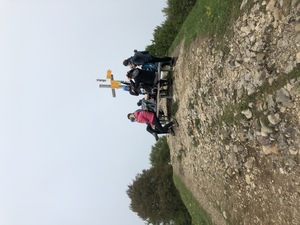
left=142, top=63, right=158, bottom=72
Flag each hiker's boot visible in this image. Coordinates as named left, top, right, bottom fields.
left=172, top=118, right=179, bottom=128
left=152, top=133, right=159, bottom=141
left=169, top=127, right=175, bottom=136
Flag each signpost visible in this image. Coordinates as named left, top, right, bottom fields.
left=97, top=69, right=129, bottom=97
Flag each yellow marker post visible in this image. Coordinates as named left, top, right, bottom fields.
left=106, top=69, right=112, bottom=79
left=97, top=69, right=128, bottom=98
left=110, top=80, right=121, bottom=89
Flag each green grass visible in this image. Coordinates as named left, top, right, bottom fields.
left=170, top=0, right=243, bottom=51
left=171, top=100, right=180, bottom=116
left=173, top=175, right=213, bottom=225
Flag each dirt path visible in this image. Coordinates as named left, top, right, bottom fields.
left=167, top=1, right=300, bottom=224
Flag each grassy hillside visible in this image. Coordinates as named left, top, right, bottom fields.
left=170, top=0, right=246, bottom=51
left=173, top=175, right=213, bottom=225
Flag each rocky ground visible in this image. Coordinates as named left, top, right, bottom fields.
left=165, top=0, right=300, bottom=224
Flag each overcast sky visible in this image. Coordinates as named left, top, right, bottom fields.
left=0, top=1, right=167, bottom=224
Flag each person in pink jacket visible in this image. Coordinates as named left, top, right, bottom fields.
left=127, top=110, right=175, bottom=135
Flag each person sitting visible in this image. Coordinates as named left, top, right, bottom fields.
left=126, top=68, right=158, bottom=94
left=123, top=50, right=173, bottom=67
left=127, top=61, right=171, bottom=73
left=127, top=110, right=175, bottom=140
left=141, top=61, right=174, bottom=72
left=137, top=98, right=156, bottom=112
left=141, top=62, right=158, bottom=72
left=122, top=85, right=146, bottom=96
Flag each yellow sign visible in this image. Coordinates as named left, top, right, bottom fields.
left=110, top=80, right=120, bottom=89
left=106, top=69, right=112, bottom=79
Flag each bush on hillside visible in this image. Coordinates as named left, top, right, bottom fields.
left=127, top=164, right=192, bottom=225
left=146, top=0, right=196, bottom=56
left=149, top=136, right=170, bottom=167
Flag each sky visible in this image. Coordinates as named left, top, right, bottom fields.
left=0, top=1, right=167, bottom=225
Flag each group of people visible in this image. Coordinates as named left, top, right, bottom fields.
left=123, top=50, right=178, bottom=141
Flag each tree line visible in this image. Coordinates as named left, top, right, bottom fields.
left=127, top=137, right=192, bottom=225
left=146, top=0, right=196, bottom=57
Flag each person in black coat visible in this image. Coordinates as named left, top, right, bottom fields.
left=123, top=50, right=173, bottom=67
left=126, top=68, right=158, bottom=94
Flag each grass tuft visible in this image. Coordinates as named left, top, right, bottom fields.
left=170, top=0, right=242, bottom=51
left=173, top=175, right=214, bottom=225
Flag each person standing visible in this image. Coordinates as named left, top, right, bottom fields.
left=123, top=50, right=173, bottom=67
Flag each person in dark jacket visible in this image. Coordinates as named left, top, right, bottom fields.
left=126, top=68, right=158, bottom=94
left=122, top=85, right=144, bottom=96
left=123, top=50, right=173, bottom=67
